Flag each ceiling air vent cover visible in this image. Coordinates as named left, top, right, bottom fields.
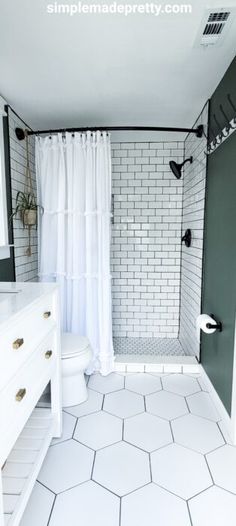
left=195, top=8, right=235, bottom=47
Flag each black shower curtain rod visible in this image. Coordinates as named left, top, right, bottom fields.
left=15, top=124, right=204, bottom=140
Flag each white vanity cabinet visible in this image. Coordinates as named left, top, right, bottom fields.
left=0, top=282, right=62, bottom=526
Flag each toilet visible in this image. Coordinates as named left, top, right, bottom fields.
left=61, top=332, right=92, bottom=407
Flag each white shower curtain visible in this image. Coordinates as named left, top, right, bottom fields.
left=36, top=131, right=114, bottom=375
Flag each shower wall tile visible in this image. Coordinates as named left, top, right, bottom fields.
left=8, top=109, right=38, bottom=282
left=111, top=141, right=184, bottom=339
left=179, top=104, right=208, bottom=358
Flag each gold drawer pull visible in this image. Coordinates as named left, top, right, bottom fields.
left=12, top=338, right=24, bottom=350
left=45, top=350, right=53, bottom=359
left=15, top=388, right=26, bottom=402
left=43, top=311, right=51, bottom=319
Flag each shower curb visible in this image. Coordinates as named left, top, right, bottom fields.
left=114, top=355, right=199, bottom=374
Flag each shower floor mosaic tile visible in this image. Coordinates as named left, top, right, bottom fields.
left=19, top=372, right=236, bottom=526
left=113, top=337, right=186, bottom=355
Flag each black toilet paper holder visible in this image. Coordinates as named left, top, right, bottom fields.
left=206, top=314, right=222, bottom=332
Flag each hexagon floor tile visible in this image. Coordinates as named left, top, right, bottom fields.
left=103, top=389, right=144, bottom=418
left=20, top=482, right=54, bottom=526
left=189, top=486, right=236, bottom=526
left=88, top=372, right=124, bottom=394
left=64, top=388, right=103, bottom=418
left=146, top=390, right=188, bottom=420
left=187, top=391, right=220, bottom=422
left=51, top=411, right=76, bottom=445
left=17, top=372, right=236, bottom=525
left=151, top=443, right=212, bottom=499
left=162, top=374, right=200, bottom=396
left=37, top=440, right=94, bottom=493
left=74, top=410, right=122, bottom=450
left=93, top=441, right=150, bottom=496
left=172, top=414, right=224, bottom=454
left=207, top=445, right=236, bottom=493
left=121, top=483, right=191, bottom=526
left=49, top=481, right=119, bottom=526
left=125, top=373, right=162, bottom=395
left=124, top=412, right=172, bottom=452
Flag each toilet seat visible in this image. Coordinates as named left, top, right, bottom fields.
left=61, top=333, right=90, bottom=359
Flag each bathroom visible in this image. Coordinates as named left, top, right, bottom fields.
left=0, top=2, right=236, bottom=525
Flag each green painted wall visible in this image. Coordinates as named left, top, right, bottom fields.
left=201, top=56, right=236, bottom=415
left=0, top=112, right=15, bottom=281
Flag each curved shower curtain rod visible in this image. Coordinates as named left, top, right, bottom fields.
left=15, top=124, right=204, bottom=141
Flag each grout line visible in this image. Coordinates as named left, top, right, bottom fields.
left=36, top=480, right=57, bottom=496
left=46, top=494, right=57, bottom=526
left=186, top=500, right=194, bottom=526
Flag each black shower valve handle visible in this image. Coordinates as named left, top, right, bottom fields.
left=181, top=229, right=191, bottom=248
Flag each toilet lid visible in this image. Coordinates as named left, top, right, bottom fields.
left=61, top=332, right=90, bottom=358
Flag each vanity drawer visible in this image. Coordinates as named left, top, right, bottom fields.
left=0, top=332, right=56, bottom=454
left=0, top=295, right=56, bottom=391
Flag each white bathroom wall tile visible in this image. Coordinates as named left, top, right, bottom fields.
left=207, top=445, right=236, bottom=493
left=19, top=482, right=54, bottom=526
left=124, top=413, right=172, bottom=452
left=64, top=388, right=103, bottom=418
left=172, top=414, right=224, bottom=454
left=74, top=411, right=122, bottom=450
left=189, top=486, right=236, bottom=526
left=49, top=481, right=119, bottom=526
left=121, top=483, right=191, bottom=526
left=114, top=362, right=127, bottom=372
left=145, top=364, right=164, bottom=373
left=151, top=443, right=212, bottom=499
left=125, top=373, right=162, bottom=395
left=51, top=412, right=77, bottom=445
left=179, top=106, right=208, bottom=358
left=146, top=390, right=188, bottom=420
left=187, top=391, right=220, bottom=422
left=163, top=364, right=182, bottom=373
left=103, top=389, right=144, bottom=418
left=111, top=141, right=184, bottom=341
left=93, top=442, right=150, bottom=496
left=88, top=372, right=124, bottom=394
left=183, top=364, right=200, bottom=374
left=37, top=440, right=94, bottom=493
left=8, top=109, right=38, bottom=282
left=126, top=364, right=145, bottom=372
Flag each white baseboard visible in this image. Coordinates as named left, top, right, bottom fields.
left=199, top=364, right=235, bottom=444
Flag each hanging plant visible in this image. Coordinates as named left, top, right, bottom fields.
left=11, top=191, right=43, bottom=226
left=11, top=131, right=43, bottom=256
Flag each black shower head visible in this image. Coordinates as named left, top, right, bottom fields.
left=169, top=156, right=193, bottom=179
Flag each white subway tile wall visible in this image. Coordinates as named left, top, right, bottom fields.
left=111, top=141, right=184, bottom=341
left=8, top=109, right=38, bottom=282
left=179, top=105, right=208, bottom=357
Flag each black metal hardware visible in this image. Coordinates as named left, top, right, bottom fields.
left=169, top=156, right=193, bottom=179
left=207, top=93, right=236, bottom=154
left=181, top=229, right=191, bottom=248
left=15, top=124, right=204, bottom=141
left=206, top=314, right=222, bottom=332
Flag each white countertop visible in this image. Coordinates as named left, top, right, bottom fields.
left=0, top=282, right=58, bottom=329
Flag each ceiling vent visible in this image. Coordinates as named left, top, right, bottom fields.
left=195, top=7, right=235, bottom=47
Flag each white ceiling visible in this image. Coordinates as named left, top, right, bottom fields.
left=0, top=0, right=236, bottom=132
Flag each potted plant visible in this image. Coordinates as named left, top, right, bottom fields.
left=11, top=191, right=43, bottom=226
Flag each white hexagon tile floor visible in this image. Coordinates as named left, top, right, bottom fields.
left=18, top=371, right=236, bottom=526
